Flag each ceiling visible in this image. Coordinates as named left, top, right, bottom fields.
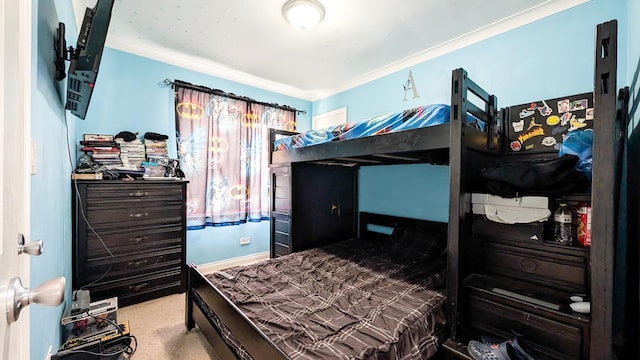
left=72, top=0, right=586, bottom=100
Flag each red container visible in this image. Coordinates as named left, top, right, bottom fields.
left=577, top=203, right=592, bottom=246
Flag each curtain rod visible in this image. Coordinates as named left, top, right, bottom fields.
left=164, top=79, right=307, bottom=115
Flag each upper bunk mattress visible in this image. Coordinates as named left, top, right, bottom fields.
left=204, top=237, right=447, bottom=360
left=274, top=104, right=453, bottom=151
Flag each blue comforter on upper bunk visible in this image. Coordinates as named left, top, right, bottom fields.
left=274, top=104, right=480, bottom=151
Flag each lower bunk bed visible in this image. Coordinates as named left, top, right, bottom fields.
left=185, top=212, right=449, bottom=359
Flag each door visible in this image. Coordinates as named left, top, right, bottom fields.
left=1, top=0, right=31, bottom=359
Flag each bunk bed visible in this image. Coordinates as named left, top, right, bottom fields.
left=440, top=20, right=623, bottom=360
left=185, top=68, right=499, bottom=360
left=185, top=19, right=623, bottom=360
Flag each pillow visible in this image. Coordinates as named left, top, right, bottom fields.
left=385, top=221, right=447, bottom=262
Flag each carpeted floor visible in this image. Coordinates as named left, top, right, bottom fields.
left=118, top=293, right=219, bottom=359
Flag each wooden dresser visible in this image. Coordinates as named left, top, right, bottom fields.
left=71, top=180, right=188, bottom=307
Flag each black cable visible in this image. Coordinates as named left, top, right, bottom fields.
left=88, top=312, right=122, bottom=335
left=61, top=310, right=137, bottom=358
left=64, top=112, right=115, bottom=289
left=59, top=335, right=137, bottom=358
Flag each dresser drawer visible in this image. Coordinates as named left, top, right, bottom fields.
left=88, top=269, right=183, bottom=307
left=85, top=183, right=184, bottom=205
left=274, top=243, right=291, bottom=257
left=273, top=231, right=290, bottom=248
left=73, top=180, right=187, bottom=306
left=86, top=224, right=183, bottom=257
left=468, top=294, right=586, bottom=359
left=272, top=170, right=290, bottom=213
left=474, top=217, right=546, bottom=242
left=483, top=241, right=587, bottom=293
left=273, top=216, right=289, bottom=234
left=86, top=204, right=183, bottom=228
left=84, top=247, right=182, bottom=283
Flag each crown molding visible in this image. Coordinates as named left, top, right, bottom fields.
left=105, top=36, right=314, bottom=100
left=103, top=0, right=588, bottom=102
left=314, top=0, right=589, bottom=100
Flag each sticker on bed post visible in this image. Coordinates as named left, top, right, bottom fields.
left=402, top=70, right=420, bottom=101
left=507, top=92, right=593, bottom=152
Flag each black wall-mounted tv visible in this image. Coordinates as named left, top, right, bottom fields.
left=65, top=0, right=115, bottom=120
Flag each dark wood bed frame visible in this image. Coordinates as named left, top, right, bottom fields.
left=185, top=20, right=622, bottom=360
left=185, top=67, right=499, bottom=360
left=186, top=212, right=449, bottom=360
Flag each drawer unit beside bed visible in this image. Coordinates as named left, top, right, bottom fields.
left=270, top=163, right=357, bottom=257
left=478, top=234, right=590, bottom=294
left=72, top=180, right=188, bottom=307
left=464, top=274, right=591, bottom=360
left=270, top=166, right=292, bottom=257
left=448, top=21, right=622, bottom=359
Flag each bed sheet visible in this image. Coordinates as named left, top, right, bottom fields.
left=274, top=103, right=490, bottom=151
left=204, top=237, right=447, bottom=360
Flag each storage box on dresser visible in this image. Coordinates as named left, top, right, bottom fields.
left=72, top=180, right=188, bottom=307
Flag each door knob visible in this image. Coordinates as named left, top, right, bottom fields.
left=17, top=234, right=43, bottom=256
left=6, top=276, right=65, bottom=323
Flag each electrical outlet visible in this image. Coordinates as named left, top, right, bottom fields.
left=240, top=236, right=251, bottom=245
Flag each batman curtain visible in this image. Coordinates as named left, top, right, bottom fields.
left=174, top=84, right=295, bottom=228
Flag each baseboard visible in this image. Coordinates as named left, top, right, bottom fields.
left=195, top=252, right=270, bottom=274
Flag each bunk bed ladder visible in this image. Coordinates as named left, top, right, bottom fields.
left=447, top=68, right=497, bottom=340
left=591, top=19, right=617, bottom=360
left=447, top=68, right=470, bottom=340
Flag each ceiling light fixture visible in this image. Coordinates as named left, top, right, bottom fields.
left=282, top=0, right=325, bottom=31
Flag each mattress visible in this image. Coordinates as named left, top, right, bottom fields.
left=204, top=237, right=447, bottom=360
left=274, top=104, right=460, bottom=151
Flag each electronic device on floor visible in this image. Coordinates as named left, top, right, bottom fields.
left=62, top=296, right=118, bottom=325
left=53, top=320, right=132, bottom=360
left=62, top=296, right=118, bottom=345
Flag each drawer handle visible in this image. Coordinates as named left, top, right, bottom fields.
left=129, top=212, right=149, bottom=218
left=129, top=191, right=149, bottom=197
left=128, top=283, right=148, bottom=291
left=520, top=259, right=538, bottom=273
left=128, top=259, right=148, bottom=267
left=129, top=236, right=148, bottom=243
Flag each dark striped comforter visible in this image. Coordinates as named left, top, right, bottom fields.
left=205, top=238, right=447, bottom=360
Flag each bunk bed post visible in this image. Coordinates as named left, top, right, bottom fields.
left=185, top=264, right=195, bottom=329
left=447, top=68, right=468, bottom=340
left=488, top=95, right=498, bottom=151
left=591, top=19, right=617, bottom=360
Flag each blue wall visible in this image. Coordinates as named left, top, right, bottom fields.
left=75, top=48, right=312, bottom=265
left=359, top=165, right=449, bottom=222
left=76, top=47, right=313, bottom=156
left=67, top=0, right=631, bottom=264
left=27, top=0, right=633, bottom=358
left=316, top=0, right=628, bottom=222
left=30, top=0, right=77, bottom=358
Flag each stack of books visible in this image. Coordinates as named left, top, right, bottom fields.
left=80, top=134, right=122, bottom=169
left=116, top=138, right=146, bottom=170
left=142, top=133, right=171, bottom=179
left=144, top=138, right=169, bottom=164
